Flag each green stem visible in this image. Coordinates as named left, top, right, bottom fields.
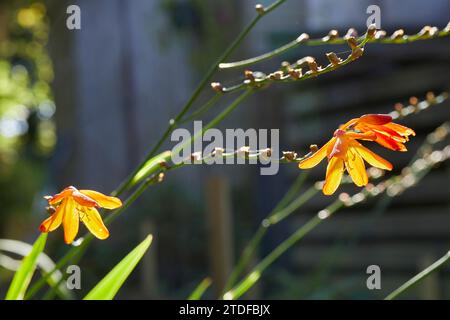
left=188, top=277, right=212, bottom=300
left=385, top=251, right=450, bottom=300
left=179, top=93, right=222, bottom=125
left=224, top=180, right=316, bottom=292
left=173, top=89, right=253, bottom=156
left=220, top=25, right=450, bottom=69
left=113, top=0, right=288, bottom=195
left=224, top=200, right=343, bottom=300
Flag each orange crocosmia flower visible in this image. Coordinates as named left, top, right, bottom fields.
left=341, top=114, right=416, bottom=151
left=39, top=186, right=122, bottom=244
left=298, top=129, right=393, bottom=195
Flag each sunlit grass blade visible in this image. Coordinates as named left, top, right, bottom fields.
left=188, top=277, right=212, bottom=300
left=385, top=251, right=450, bottom=300
left=83, top=234, right=153, bottom=300
left=0, top=238, right=73, bottom=300
left=5, top=233, right=48, bottom=300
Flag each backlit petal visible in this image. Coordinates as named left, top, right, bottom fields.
left=384, top=122, right=416, bottom=137
left=48, top=186, right=75, bottom=205
left=80, top=206, right=110, bottom=240
left=79, top=190, right=122, bottom=209
left=345, top=147, right=368, bottom=187
left=39, top=208, right=63, bottom=232
left=323, top=157, right=344, bottom=195
left=345, top=131, right=377, bottom=141
left=352, top=142, right=393, bottom=171
left=62, top=197, right=79, bottom=244
left=359, top=114, right=392, bottom=125
left=373, top=131, right=407, bottom=151
left=298, top=138, right=335, bottom=169
left=72, top=190, right=98, bottom=207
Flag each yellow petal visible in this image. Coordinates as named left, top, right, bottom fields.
left=323, top=157, right=344, bottom=195
left=352, top=141, right=393, bottom=171
left=298, top=138, right=335, bottom=169
left=79, top=190, right=122, bottom=209
left=345, top=147, right=368, bottom=187
left=80, top=206, right=110, bottom=240
left=384, top=122, right=416, bottom=137
left=39, top=209, right=63, bottom=232
left=62, top=197, right=79, bottom=244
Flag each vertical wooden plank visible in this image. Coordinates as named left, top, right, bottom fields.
left=418, top=254, right=440, bottom=299
left=205, top=176, right=233, bottom=297
left=140, top=220, right=159, bottom=299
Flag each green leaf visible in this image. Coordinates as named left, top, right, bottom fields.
left=188, top=277, right=212, bottom=300
left=5, top=233, right=48, bottom=300
left=84, top=234, right=153, bottom=300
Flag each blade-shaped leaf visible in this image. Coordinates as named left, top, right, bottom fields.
left=5, top=233, right=48, bottom=300
left=84, top=234, right=153, bottom=300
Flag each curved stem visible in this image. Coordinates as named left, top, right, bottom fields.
left=224, top=200, right=344, bottom=300
left=113, top=0, right=288, bottom=195
left=220, top=24, right=450, bottom=70
left=224, top=180, right=316, bottom=292
left=385, top=251, right=450, bottom=300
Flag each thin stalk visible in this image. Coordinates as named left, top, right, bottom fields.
left=385, top=251, right=450, bottom=300
left=224, top=200, right=344, bottom=300
left=188, top=277, right=212, bottom=300
left=173, top=90, right=253, bottom=155
left=220, top=24, right=450, bottom=69
left=179, top=93, right=222, bottom=125
left=113, top=0, right=288, bottom=195
left=224, top=183, right=317, bottom=292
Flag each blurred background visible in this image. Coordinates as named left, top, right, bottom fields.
left=0, top=0, right=449, bottom=299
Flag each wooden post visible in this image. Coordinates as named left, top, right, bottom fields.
left=205, top=176, right=233, bottom=298
left=140, top=220, right=159, bottom=299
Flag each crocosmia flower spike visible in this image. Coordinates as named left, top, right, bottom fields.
left=298, top=114, right=414, bottom=195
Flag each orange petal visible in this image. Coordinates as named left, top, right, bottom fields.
left=298, top=138, right=335, bottom=169
left=79, top=190, right=122, bottom=209
left=72, top=190, right=98, bottom=207
left=80, top=206, right=110, bottom=240
left=323, top=157, right=344, bottom=195
left=352, top=142, right=393, bottom=171
left=345, top=147, right=368, bottom=187
left=39, top=209, right=63, bottom=233
left=48, top=186, right=75, bottom=205
left=384, top=122, right=416, bottom=137
left=373, top=131, right=407, bottom=151
left=62, top=197, right=79, bottom=244
left=345, top=131, right=377, bottom=141
left=359, top=114, right=392, bottom=125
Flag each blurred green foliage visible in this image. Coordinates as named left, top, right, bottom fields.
left=0, top=1, right=55, bottom=237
